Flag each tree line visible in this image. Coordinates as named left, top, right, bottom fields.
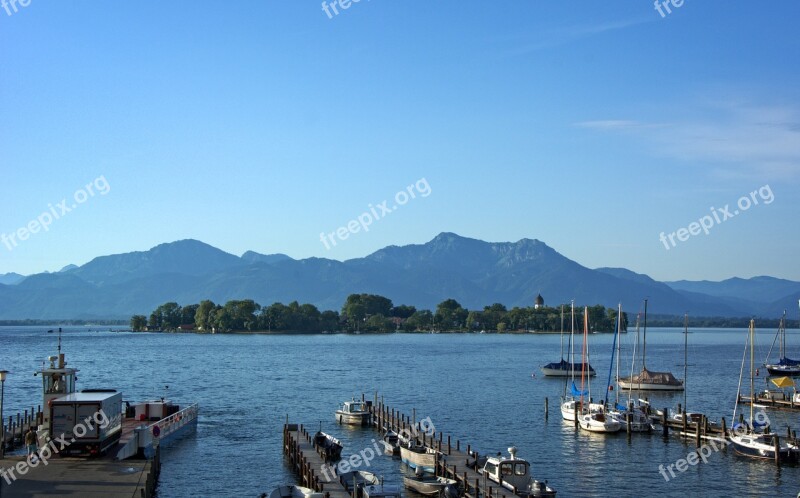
left=130, top=294, right=627, bottom=334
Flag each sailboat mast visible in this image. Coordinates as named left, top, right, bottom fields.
left=642, top=299, right=648, bottom=369
left=683, top=313, right=688, bottom=412
left=616, top=304, right=621, bottom=406
left=749, top=319, right=755, bottom=427
left=570, top=301, right=575, bottom=382
left=780, top=310, right=786, bottom=359
left=582, top=306, right=589, bottom=407
left=560, top=305, right=564, bottom=360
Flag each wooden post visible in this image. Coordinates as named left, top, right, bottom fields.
left=448, top=435, right=451, bottom=455
left=695, top=419, right=701, bottom=448
left=721, top=418, right=727, bottom=440
left=681, top=410, right=687, bottom=436
left=662, top=408, right=668, bottom=437
left=573, top=405, right=578, bottom=429
left=774, top=435, right=780, bottom=465
left=626, top=412, right=632, bottom=435
left=544, top=397, right=548, bottom=419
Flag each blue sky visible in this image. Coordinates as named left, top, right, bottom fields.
left=1, top=1, right=798, bottom=281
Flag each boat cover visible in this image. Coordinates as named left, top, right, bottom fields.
left=570, top=381, right=588, bottom=397
left=623, top=368, right=683, bottom=386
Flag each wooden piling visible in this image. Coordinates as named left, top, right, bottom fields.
left=544, top=397, right=548, bottom=419
left=662, top=408, right=668, bottom=437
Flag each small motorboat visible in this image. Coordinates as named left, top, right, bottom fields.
left=480, top=447, right=556, bottom=497
left=399, top=442, right=437, bottom=473
left=340, top=470, right=380, bottom=498
left=402, top=474, right=459, bottom=497
left=382, top=430, right=400, bottom=455
left=267, top=485, right=325, bottom=498
left=336, top=399, right=371, bottom=426
left=362, top=482, right=402, bottom=498
left=313, top=431, right=343, bottom=461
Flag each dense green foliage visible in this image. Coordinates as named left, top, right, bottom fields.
left=133, top=294, right=630, bottom=333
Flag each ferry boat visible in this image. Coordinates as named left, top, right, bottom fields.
left=480, top=447, right=556, bottom=497
left=336, top=399, right=371, bottom=425
left=34, top=331, right=198, bottom=459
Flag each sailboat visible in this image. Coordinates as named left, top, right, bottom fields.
left=542, top=304, right=596, bottom=377
left=730, top=319, right=800, bottom=462
left=578, top=306, right=621, bottom=433
left=560, top=302, right=581, bottom=420
left=764, top=304, right=800, bottom=376
left=608, top=304, right=653, bottom=432
left=618, top=299, right=684, bottom=391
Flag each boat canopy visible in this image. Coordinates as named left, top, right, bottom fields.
left=773, top=356, right=800, bottom=367
left=771, top=376, right=796, bottom=388
left=624, top=368, right=683, bottom=386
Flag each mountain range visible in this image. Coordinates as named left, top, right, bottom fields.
left=0, top=233, right=797, bottom=320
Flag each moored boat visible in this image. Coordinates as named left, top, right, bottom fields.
left=399, top=443, right=437, bottom=473
left=402, top=475, right=458, bottom=497
left=764, top=308, right=800, bottom=376
left=382, top=430, right=400, bottom=455
left=618, top=300, right=684, bottom=391
left=340, top=470, right=380, bottom=497
left=730, top=319, right=800, bottom=463
left=267, top=485, right=325, bottom=498
left=314, top=430, right=343, bottom=460
left=480, top=447, right=556, bottom=497
left=336, top=399, right=371, bottom=426
left=362, top=482, right=402, bottom=498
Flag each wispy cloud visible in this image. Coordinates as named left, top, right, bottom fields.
left=576, top=102, right=800, bottom=181
left=507, top=18, right=653, bottom=55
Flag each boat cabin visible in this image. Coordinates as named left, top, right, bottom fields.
left=340, top=400, right=368, bottom=414
left=34, top=353, right=79, bottom=431
left=482, top=447, right=532, bottom=491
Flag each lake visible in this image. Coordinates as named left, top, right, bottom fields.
left=0, top=326, right=798, bottom=497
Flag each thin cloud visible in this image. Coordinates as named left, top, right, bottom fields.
left=508, top=18, right=653, bottom=55
left=577, top=103, right=800, bottom=180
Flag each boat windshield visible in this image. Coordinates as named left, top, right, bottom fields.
left=348, top=403, right=366, bottom=412
left=500, top=463, right=513, bottom=476
left=515, top=463, right=528, bottom=476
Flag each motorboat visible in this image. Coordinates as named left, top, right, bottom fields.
left=336, top=399, right=371, bottom=426
left=267, top=486, right=325, bottom=498
left=403, top=474, right=458, bottom=497
left=399, top=442, right=437, bottom=473
left=340, top=470, right=380, bottom=497
left=362, top=482, right=402, bottom=498
left=382, top=430, right=400, bottom=455
left=313, top=431, right=343, bottom=460
left=480, top=447, right=556, bottom=497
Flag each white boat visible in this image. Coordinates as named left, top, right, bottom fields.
left=480, top=447, right=556, bottom=497
left=605, top=304, right=652, bottom=432
left=336, top=399, right=371, bottom=426
left=399, top=443, right=437, bottom=472
left=362, top=482, right=402, bottom=498
left=402, top=475, right=458, bottom=497
left=579, top=411, right=622, bottom=433
left=618, top=300, right=684, bottom=391
left=268, top=485, right=325, bottom=498
left=730, top=319, right=800, bottom=463
left=764, top=307, right=800, bottom=376
left=340, top=470, right=380, bottom=495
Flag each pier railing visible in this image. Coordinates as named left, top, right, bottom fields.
left=1, top=406, right=43, bottom=451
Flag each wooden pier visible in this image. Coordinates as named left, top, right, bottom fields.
left=738, top=393, right=800, bottom=411
left=370, top=399, right=518, bottom=498
left=1, top=407, right=43, bottom=453
left=282, top=423, right=351, bottom=498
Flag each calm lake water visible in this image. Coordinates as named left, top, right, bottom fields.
left=1, top=326, right=799, bottom=497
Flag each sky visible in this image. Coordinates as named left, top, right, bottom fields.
left=1, top=1, right=799, bottom=281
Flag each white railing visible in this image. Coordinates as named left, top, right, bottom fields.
left=144, top=403, right=198, bottom=443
